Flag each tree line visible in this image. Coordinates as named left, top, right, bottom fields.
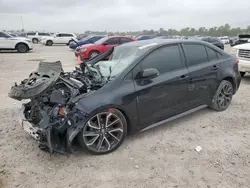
left=85, top=24, right=250, bottom=37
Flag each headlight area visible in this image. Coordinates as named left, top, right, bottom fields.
left=80, top=48, right=87, bottom=52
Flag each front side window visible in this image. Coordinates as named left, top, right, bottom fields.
left=105, top=38, right=120, bottom=45
left=120, top=38, right=133, bottom=44
left=184, top=44, right=208, bottom=67
left=0, top=32, right=11, bottom=38
left=141, top=45, right=184, bottom=74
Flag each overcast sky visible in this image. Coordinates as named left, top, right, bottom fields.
left=0, top=0, right=249, bottom=32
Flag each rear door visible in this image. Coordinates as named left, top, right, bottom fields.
left=182, top=43, right=219, bottom=106
left=133, top=44, right=190, bottom=128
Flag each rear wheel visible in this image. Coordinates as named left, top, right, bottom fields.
left=77, top=109, right=127, bottom=155
left=16, top=43, right=28, bottom=53
left=210, top=80, right=233, bottom=111
left=46, top=40, right=53, bottom=46
left=32, top=38, right=38, bottom=43
left=240, top=72, right=246, bottom=77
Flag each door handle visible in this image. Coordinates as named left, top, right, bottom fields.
left=211, top=65, right=219, bottom=70
left=179, top=75, right=189, bottom=80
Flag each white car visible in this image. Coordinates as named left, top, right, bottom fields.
left=41, top=33, right=76, bottom=46
left=0, top=31, right=33, bottom=53
left=219, top=36, right=230, bottom=44
left=26, top=32, right=51, bottom=43
left=234, top=42, right=250, bottom=77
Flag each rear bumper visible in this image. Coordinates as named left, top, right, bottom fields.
left=238, top=59, right=250, bottom=72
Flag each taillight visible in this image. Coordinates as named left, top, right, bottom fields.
left=235, top=58, right=239, bottom=64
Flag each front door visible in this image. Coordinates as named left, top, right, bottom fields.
left=133, top=44, right=191, bottom=129
left=102, top=38, right=120, bottom=52
left=0, top=32, right=14, bottom=49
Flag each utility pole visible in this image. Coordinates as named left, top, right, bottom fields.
left=21, top=16, right=24, bottom=31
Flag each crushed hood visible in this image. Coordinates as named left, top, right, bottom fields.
left=8, top=61, right=62, bottom=100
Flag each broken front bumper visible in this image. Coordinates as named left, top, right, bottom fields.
left=19, top=104, right=88, bottom=155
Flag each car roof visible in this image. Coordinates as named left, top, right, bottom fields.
left=107, top=35, right=133, bottom=39
left=121, top=39, right=207, bottom=47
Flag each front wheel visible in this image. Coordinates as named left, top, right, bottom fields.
left=89, top=50, right=99, bottom=59
left=77, top=109, right=127, bottom=155
left=46, top=40, right=53, bottom=46
left=210, top=80, right=233, bottom=111
left=16, top=43, right=28, bottom=53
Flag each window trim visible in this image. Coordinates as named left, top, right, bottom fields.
left=205, top=46, right=219, bottom=61
left=132, top=43, right=186, bottom=79
left=181, top=43, right=209, bottom=68
left=104, top=37, right=120, bottom=45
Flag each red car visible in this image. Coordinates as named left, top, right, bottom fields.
left=75, top=36, right=136, bottom=59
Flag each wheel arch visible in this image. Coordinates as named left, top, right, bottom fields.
left=222, top=76, right=236, bottom=93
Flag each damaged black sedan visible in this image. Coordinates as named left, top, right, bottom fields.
left=9, top=39, right=241, bottom=155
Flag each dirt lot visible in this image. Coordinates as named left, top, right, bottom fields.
left=0, top=44, right=250, bottom=188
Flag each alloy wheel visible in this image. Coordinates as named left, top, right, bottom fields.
left=217, top=83, right=233, bottom=109
left=82, top=112, right=124, bottom=153
left=90, top=51, right=99, bottom=58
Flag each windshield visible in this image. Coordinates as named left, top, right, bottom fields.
left=94, top=36, right=109, bottom=44
left=3, top=32, right=13, bottom=38
left=93, top=45, right=146, bottom=78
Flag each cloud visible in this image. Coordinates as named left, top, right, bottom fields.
left=0, top=0, right=250, bottom=32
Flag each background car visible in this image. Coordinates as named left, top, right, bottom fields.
left=192, top=36, right=224, bottom=50
left=69, top=35, right=105, bottom=49
left=219, top=36, right=230, bottom=44
left=234, top=43, right=250, bottom=77
left=75, top=36, right=136, bottom=59
left=26, top=32, right=51, bottom=43
left=230, top=34, right=250, bottom=47
left=136, top=35, right=155, bottom=40
left=41, top=33, right=77, bottom=46
left=0, top=31, right=32, bottom=53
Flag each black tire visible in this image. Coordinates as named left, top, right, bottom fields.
left=32, top=38, right=38, bottom=43
left=67, top=40, right=73, bottom=46
left=46, top=40, right=53, bottom=46
left=77, top=108, right=127, bottom=155
left=16, top=43, right=28, bottom=53
left=240, top=72, right=246, bottom=77
left=89, top=50, right=99, bottom=59
left=210, top=80, right=233, bottom=111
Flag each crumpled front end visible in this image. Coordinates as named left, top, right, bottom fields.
left=20, top=102, right=89, bottom=155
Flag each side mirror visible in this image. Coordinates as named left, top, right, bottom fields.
left=103, top=42, right=109, bottom=45
left=141, top=68, right=159, bottom=79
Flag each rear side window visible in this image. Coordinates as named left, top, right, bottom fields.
left=27, top=32, right=36, bottom=36
left=120, top=38, right=133, bottom=44
left=141, top=45, right=184, bottom=74
left=38, top=33, right=50, bottom=36
left=60, top=34, right=73, bottom=37
left=184, top=44, right=208, bottom=66
left=206, top=47, right=218, bottom=61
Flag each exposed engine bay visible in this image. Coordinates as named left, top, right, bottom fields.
left=9, top=48, right=114, bottom=155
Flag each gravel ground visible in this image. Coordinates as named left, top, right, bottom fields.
left=0, top=44, right=250, bottom=188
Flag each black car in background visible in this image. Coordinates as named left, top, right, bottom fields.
left=199, top=36, right=224, bottom=50
left=230, top=34, right=250, bottom=46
